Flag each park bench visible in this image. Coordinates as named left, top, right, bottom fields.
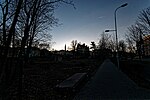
left=56, top=73, right=87, bottom=92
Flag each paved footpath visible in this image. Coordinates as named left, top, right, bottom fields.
left=74, top=59, right=150, bottom=100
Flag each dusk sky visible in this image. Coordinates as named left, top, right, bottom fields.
left=51, top=0, right=150, bottom=50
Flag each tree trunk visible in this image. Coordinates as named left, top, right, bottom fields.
left=0, top=0, right=23, bottom=99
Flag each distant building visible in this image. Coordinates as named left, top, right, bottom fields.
left=143, top=34, right=150, bottom=56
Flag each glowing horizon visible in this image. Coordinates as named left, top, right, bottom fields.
left=51, top=0, right=150, bottom=51
left=52, top=38, right=94, bottom=51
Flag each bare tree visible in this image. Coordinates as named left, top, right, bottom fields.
left=90, top=41, right=96, bottom=51
left=126, top=36, right=135, bottom=53
left=126, top=25, right=140, bottom=42
left=126, top=24, right=144, bottom=59
left=137, top=7, right=150, bottom=34
left=71, top=40, right=77, bottom=51
left=17, top=0, right=75, bottom=99
left=109, top=39, right=116, bottom=52
left=118, top=40, right=126, bottom=52
left=98, top=32, right=111, bottom=49
left=39, top=43, right=50, bottom=50
left=0, top=0, right=24, bottom=99
left=90, top=41, right=96, bottom=58
left=0, top=0, right=75, bottom=99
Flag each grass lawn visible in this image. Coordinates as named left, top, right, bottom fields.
left=119, top=59, right=150, bottom=90
left=7, top=58, right=102, bottom=100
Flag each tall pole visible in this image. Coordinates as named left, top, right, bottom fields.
left=114, top=7, right=120, bottom=69
left=114, top=3, right=128, bottom=69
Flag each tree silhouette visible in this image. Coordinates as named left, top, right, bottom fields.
left=90, top=41, right=96, bottom=51
left=126, top=24, right=144, bottom=59
left=138, top=7, right=150, bottom=35
left=125, top=7, right=150, bottom=58
left=90, top=41, right=96, bottom=58
left=126, top=35, right=135, bottom=53
left=0, top=0, right=75, bottom=99
left=119, top=40, right=126, bottom=52
left=77, top=43, right=89, bottom=58
left=71, top=40, right=77, bottom=52
left=98, top=32, right=111, bottom=50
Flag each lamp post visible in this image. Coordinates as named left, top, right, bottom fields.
left=105, top=3, right=128, bottom=69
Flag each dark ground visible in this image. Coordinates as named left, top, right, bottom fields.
left=111, top=58, right=150, bottom=90
left=6, top=58, right=102, bottom=100
left=3, top=57, right=150, bottom=100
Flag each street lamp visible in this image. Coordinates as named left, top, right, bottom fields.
left=105, top=30, right=116, bottom=32
left=105, top=3, right=128, bottom=69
